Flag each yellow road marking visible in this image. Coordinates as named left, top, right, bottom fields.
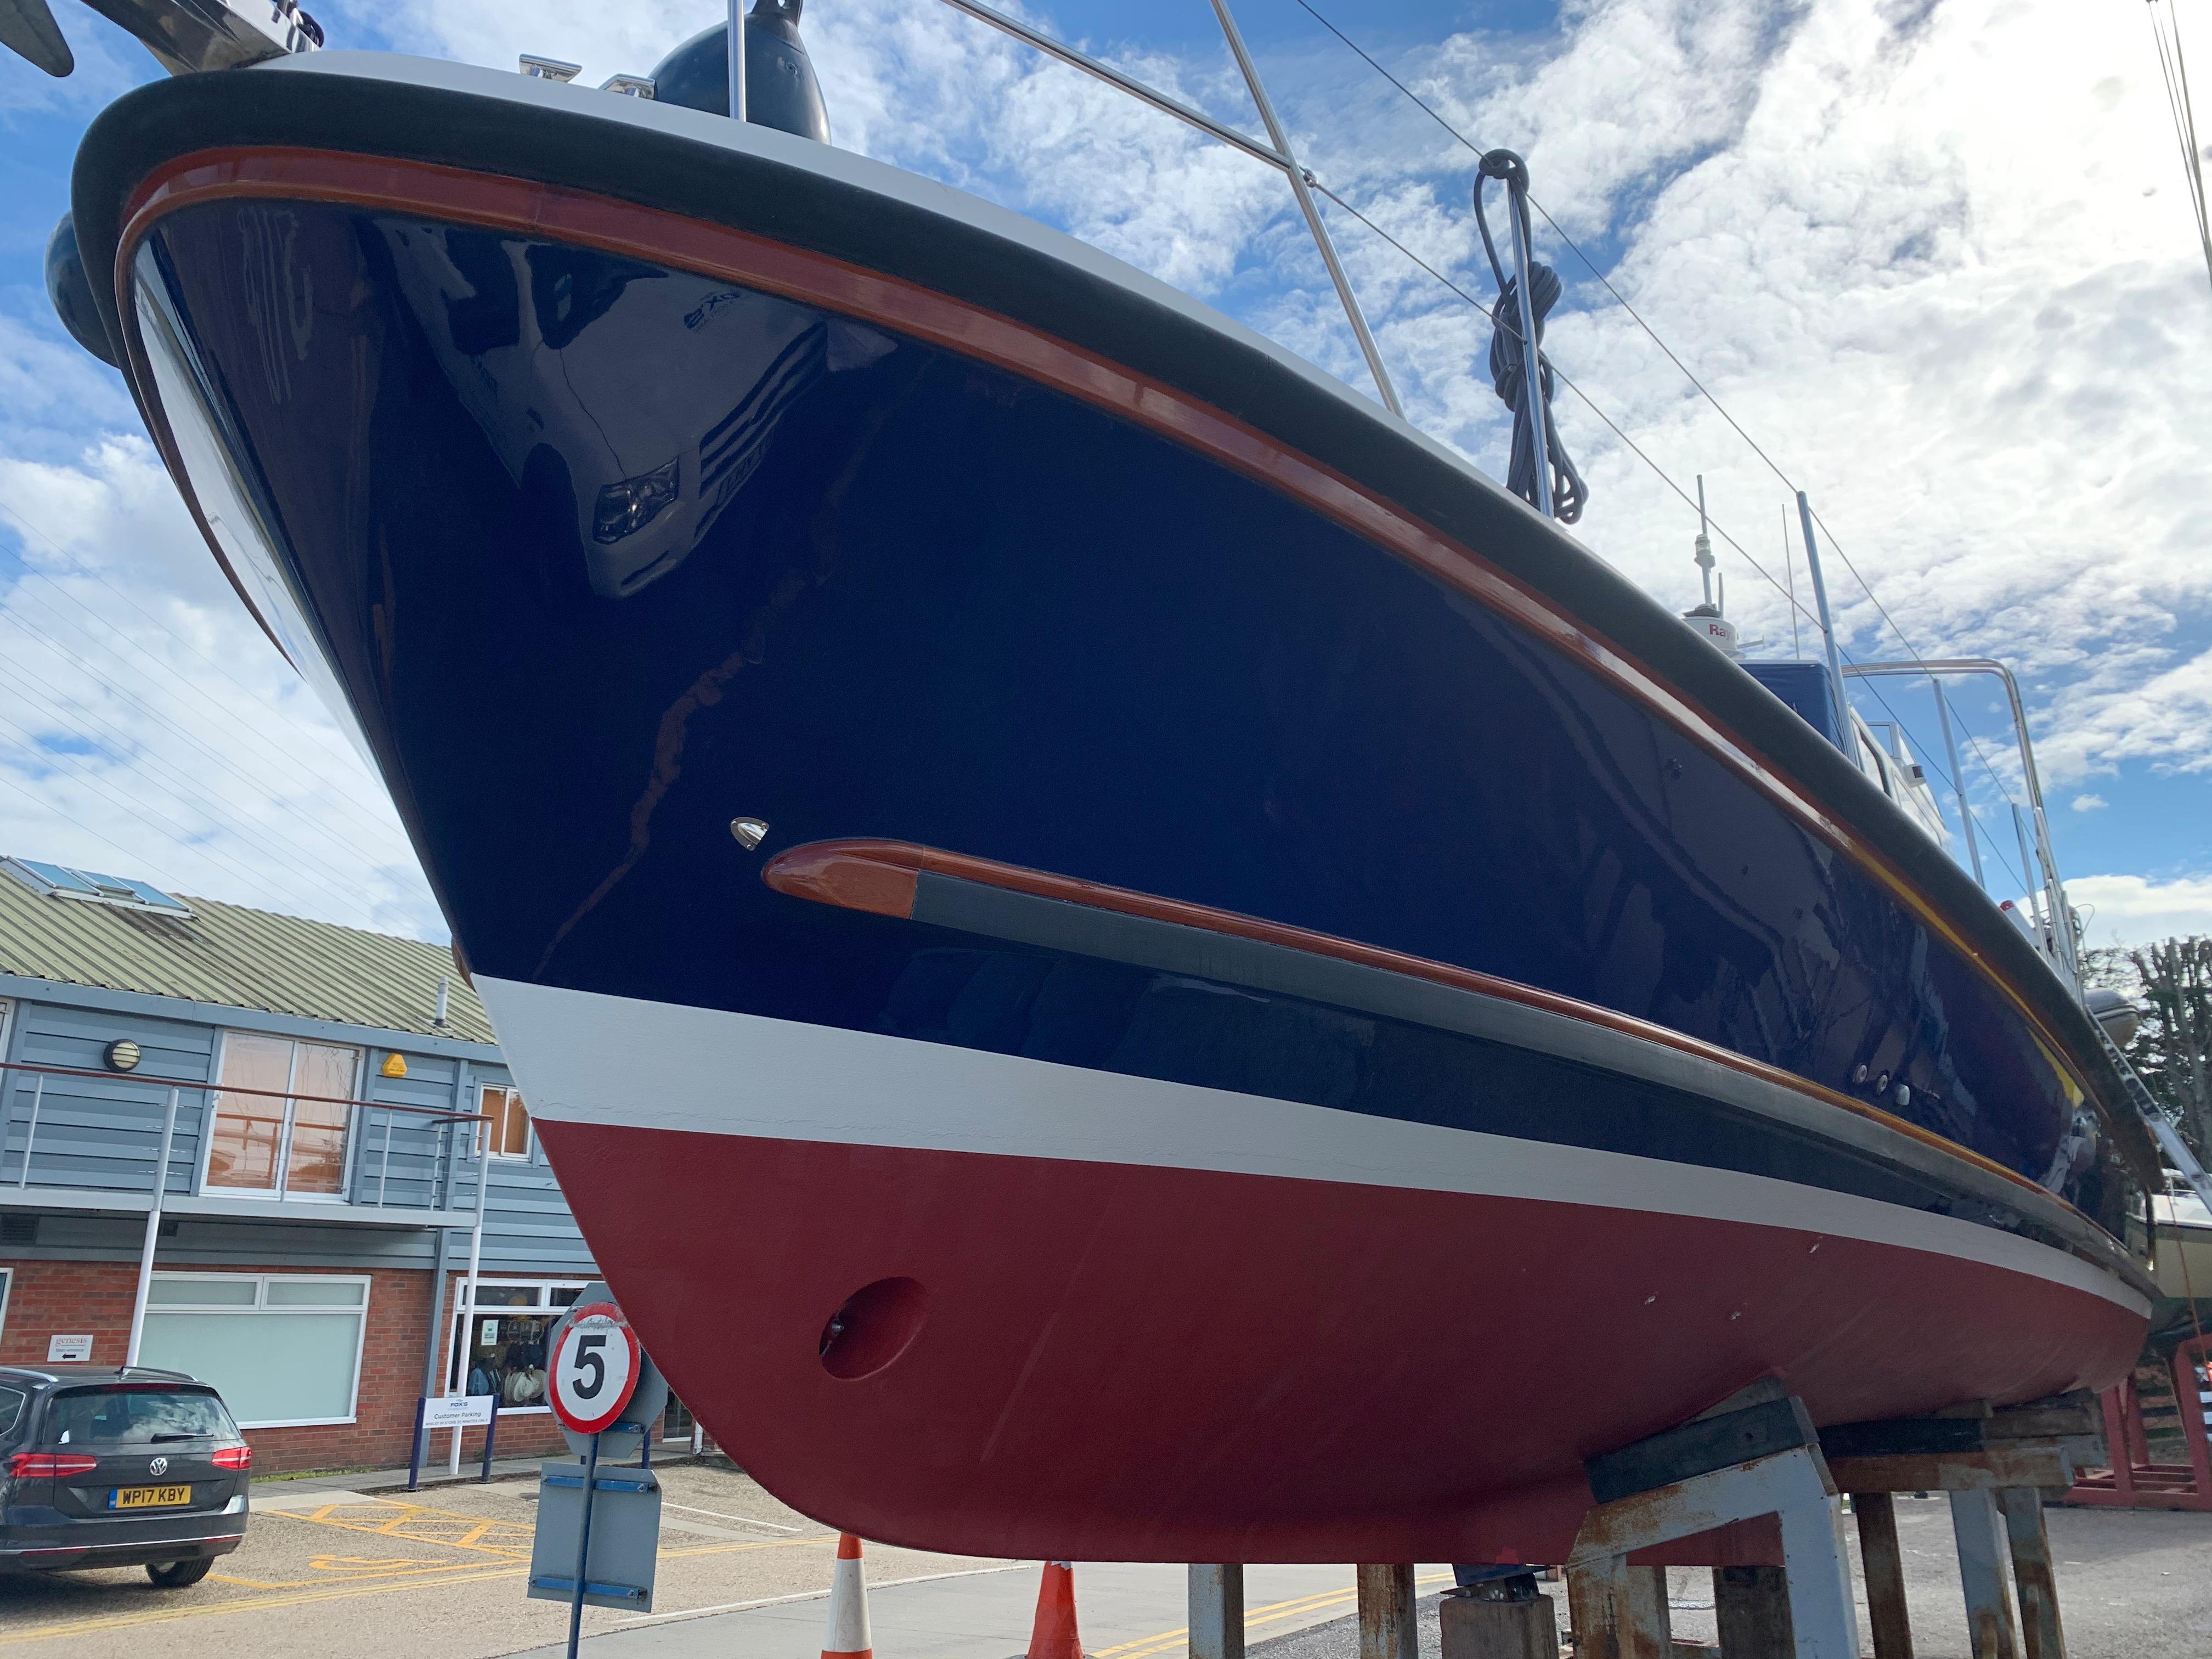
left=0, top=1532, right=835, bottom=1645
left=213, top=1554, right=519, bottom=1589
left=265, top=1498, right=535, bottom=1560
left=1098, top=1573, right=1455, bottom=1659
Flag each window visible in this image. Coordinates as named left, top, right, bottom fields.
left=0, top=858, right=192, bottom=918
left=0, top=1385, right=25, bottom=1440
left=448, top=1279, right=585, bottom=1412
left=137, top=1274, right=369, bottom=1429
left=0, top=1264, right=11, bottom=1352
left=479, top=1085, right=531, bottom=1159
left=46, top=1389, right=236, bottom=1446
left=206, top=1033, right=360, bottom=1198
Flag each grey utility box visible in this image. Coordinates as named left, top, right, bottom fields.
left=527, top=1458, right=662, bottom=1613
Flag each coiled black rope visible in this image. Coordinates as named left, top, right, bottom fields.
left=1473, top=153, right=1587, bottom=523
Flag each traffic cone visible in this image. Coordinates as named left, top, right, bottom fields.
left=1024, top=1560, right=1086, bottom=1659
left=822, top=1533, right=873, bottom=1659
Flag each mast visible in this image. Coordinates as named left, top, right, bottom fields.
left=1694, top=475, right=1714, bottom=608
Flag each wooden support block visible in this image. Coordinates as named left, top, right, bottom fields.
left=1358, top=1564, right=1417, bottom=1659
left=1438, top=1592, right=1560, bottom=1659
left=1825, top=1444, right=2071, bottom=1495
left=1714, top=1565, right=1792, bottom=1659
left=1188, top=1565, right=1244, bottom=1659
left=1949, top=1489, right=2020, bottom=1659
left=1821, top=1418, right=1987, bottom=1461
left=1985, top=1393, right=2100, bottom=1443
left=1587, top=1400, right=1818, bottom=1504
left=1997, top=1489, right=2067, bottom=1659
left=1853, top=1492, right=1915, bottom=1659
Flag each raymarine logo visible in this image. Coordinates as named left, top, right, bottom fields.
left=148, top=1456, right=168, bottom=1477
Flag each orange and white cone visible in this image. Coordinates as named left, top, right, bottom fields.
left=822, top=1533, right=873, bottom=1659
left=1024, top=1561, right=1086, bottom=1659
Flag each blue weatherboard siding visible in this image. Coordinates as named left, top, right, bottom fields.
left=0, top=987, right=595, bottom=1278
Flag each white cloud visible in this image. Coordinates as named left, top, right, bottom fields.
left=2070, top=793, right=2108, bottom=812
left=2072, top=873, right=2212, bottom=950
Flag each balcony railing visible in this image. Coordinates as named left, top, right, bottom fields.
left=0, top=1058, right=489, bottom=1218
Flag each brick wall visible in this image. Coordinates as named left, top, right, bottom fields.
left=0, top=1259, right=581, bottom=1474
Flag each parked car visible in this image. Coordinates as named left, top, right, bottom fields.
left=0, top=1365, right=251, bottom=1587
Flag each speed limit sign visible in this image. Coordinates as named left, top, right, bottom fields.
left=548, top=1302, right=641, bottom=1435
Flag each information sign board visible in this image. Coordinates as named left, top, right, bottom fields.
left=424, top=1393, right=496, bottom=1431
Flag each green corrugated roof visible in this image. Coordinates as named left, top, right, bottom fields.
left=0, top=859, right=495, bottom=1045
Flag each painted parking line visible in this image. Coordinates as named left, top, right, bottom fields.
left=1096, top=1572, right=1456, bottom=1659
left=0, top=1532, right=835, bottom=1646
left=210, top=1497, right=537, bottom=1588
left=610, top=1562, right=1032, bottom=1630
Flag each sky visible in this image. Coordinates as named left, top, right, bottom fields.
left=1, top=0, right=2209, bottom=951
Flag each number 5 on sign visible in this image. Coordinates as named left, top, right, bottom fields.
left=548, top=1303, right=640, bottom=1435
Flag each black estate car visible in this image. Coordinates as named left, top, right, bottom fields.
left=0, top=1365, right=251, bottom=1587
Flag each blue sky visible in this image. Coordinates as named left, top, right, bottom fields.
left=3, top=0, right=2210, bottom=947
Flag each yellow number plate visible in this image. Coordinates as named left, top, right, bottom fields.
left=110, top=1485, right=192, bottom=1509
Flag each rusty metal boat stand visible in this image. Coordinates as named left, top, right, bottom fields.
left=1820, top=1392, right=2098, bottom=1659
left=1181, top=1392, right=2097, bottom=1659
left=1560, top=1390, right=1861, bottom=1659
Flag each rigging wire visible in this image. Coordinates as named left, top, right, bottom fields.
left=0, top=707, right=343, bottom=913
left=1312, top=179, right=1821, bottom=628
left=1307, top=182, right=2034, bottom=889
left=0, top=587, right=407, bottom=877
left=1295, top=0, right=2068, bottom=890
left=0, top=499, right=396, bottom=819
left=0, top=648, right=380, bottom=920
left=0, top=769, right=184, bottom=883
left=1296, top=4, right=1993, bottom=692
left=2147, top=0, right=2212, bottom=295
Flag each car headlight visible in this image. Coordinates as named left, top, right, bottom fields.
left=593, top=458, right=681, bottom=544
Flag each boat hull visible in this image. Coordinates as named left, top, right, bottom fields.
left=496, top=976, right=2144, bottom=1561
left=70, top=57, right=2157, bottom=1558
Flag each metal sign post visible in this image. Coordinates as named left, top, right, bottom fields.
left=567, top=1431, right=600, bottom=1658
left=531, top=1288, right=665, bottom=1649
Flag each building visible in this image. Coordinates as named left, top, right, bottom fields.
left=0, top=854, right=642, bottom=1473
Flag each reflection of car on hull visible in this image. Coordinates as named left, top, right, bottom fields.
left=382, top=221, right=893, bottom=597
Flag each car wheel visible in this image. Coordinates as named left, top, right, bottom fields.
left=146, top=1558, right=213, bottom=1588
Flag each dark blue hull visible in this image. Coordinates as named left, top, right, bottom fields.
left=131, top=188, right=2088, bottom=1192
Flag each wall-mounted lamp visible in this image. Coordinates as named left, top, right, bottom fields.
left=104, top=1039, right=141, bottom=1073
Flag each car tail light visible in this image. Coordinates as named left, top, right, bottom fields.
left=7, top=1453, right=98, bottom=1479
left=211, top=1446, right=252, bottom=1471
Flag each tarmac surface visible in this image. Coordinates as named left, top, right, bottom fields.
left=0, top=1468, right=2203, bottom=1658
left=0, top=1461, right=990, bottom=1658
